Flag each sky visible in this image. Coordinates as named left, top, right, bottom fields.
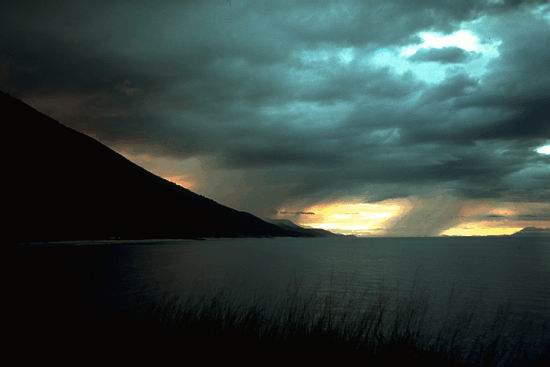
left=2, top=0, right=549, bottom=236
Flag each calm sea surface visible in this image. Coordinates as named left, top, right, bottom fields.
left=16, top=236, right=550, bottom=340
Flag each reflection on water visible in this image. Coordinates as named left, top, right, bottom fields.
left=16, top=236, right=550, bottom=338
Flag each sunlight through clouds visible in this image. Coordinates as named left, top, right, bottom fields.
left=278, top=199, right=412, bottom=236
left=536, top=144, right=550, bottom=155
left=370, top=27, right=500, bottom=84
left=401, top=30, right=483, bottom=56
left=441, top=225, right=522, bottom=236
left=441, top=200, right=550, bottom=236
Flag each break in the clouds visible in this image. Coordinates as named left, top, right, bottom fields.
left=2, top=0, right=549, bottom=235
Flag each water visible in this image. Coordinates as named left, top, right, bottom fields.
left=15, top=236, right=550, bottom=340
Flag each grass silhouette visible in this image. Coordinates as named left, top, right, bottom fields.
left=29, top=284, right=543, bottom=366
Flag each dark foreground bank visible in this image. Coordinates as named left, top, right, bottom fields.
left=8, top=285, right=550, bottom=366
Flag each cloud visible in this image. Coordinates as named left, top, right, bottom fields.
left=278, top=211, right=316, bottom=216
left=408, top=47, right=480, bottom=63
left=386, top=196, right=464, bottom=236
left=1, top=0, right=549, bottom=231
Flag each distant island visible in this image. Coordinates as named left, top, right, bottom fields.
left=512, top=227, right=550, bottom=237
left=4, top=92, right=335, bottom=242
left=267, top=219, right=346, bottom=237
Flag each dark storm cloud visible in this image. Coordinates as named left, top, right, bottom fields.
left=474, top=213, right=550, bottom=221
left=408, top=47, right=480, bottom=64
left=420, top=72, right=479, bottom=101
left=1, top=0, right=549, bottom=221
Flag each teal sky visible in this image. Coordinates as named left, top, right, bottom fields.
left=1, top=1, right=549, bottom=235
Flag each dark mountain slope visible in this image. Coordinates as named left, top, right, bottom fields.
left=3, top=92, right=297, bottom=241
left=267, top=219, right=343, bottom=237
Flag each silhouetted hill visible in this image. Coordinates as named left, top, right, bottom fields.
left=512, top=227, right=550, bottom=237
left=267, top=219, right=343, bottom=237
left=3, top=91, right=301, bottom=242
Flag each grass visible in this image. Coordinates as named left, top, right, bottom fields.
left=37, top=284, right=543, bottom=366
left=7, top=261, right=548, bottom=364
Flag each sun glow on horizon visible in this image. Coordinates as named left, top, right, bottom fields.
left=441, top=201, right=550, bottom=236
left=441, top=225, right=522, bottom=237
left=280, top=199, right=550, bottom=237
left=278, top=199, right=412, bottom=236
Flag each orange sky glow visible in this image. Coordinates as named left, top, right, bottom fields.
left=279, top=199, right=549, bottom=237
left=278, top=199, right=413, bottom=236
left=117, top=150, right=549, bottom=237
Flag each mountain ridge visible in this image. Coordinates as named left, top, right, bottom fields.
left=3, top=91, right=304, bottom=242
